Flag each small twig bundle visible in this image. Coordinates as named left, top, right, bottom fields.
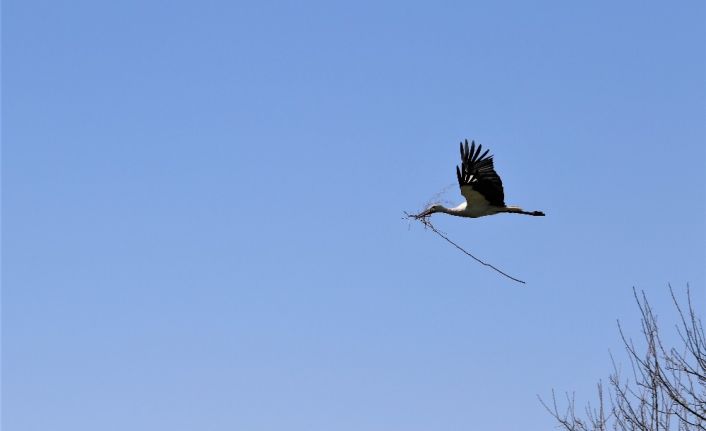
left=404, top=211, right=526, bottom=285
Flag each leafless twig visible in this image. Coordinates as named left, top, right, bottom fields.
left=543, top=285, right=706, bottom=430
left=403, top=211, right=526, bottom=285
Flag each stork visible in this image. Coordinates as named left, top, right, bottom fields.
left=416, top=140, right=545, bottom=219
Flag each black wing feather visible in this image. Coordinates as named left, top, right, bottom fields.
left=457, top=139, right=505, bottom=206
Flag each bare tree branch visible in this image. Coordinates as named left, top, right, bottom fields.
left=543, top=286, right=706, bottom=430
left=403, top=211, right=526, bottom=284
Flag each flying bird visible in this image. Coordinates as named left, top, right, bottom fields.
left=416, top=140, right=545, bottom=219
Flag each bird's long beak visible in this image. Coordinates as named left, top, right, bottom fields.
left=412, top=207, right=433, bottom=220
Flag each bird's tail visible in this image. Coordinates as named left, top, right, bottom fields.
left=502, top=206, right=545, bottom=216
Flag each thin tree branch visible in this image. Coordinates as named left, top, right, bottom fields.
left=403, top=211, right=526, bottom=284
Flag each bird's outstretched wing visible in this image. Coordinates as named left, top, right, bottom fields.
left=456, top=139, right=505, bottom=207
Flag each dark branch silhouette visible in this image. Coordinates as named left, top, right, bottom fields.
left=403, top=211, right=526, bottom=284
left=540, top=285, right=705, bottom=430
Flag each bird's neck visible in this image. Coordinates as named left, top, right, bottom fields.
left=436, top=204, right=464, bottom=215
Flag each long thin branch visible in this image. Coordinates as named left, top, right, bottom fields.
left=404, top=211, right=526, bottom=284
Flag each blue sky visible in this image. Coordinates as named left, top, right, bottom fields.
left=3, top=1, right=705, bottom=429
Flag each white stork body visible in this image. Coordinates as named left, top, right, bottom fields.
left=417, top=140, right=545, bottom=219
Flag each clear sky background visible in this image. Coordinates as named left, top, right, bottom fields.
left=3, top=1, right=705, bottom=430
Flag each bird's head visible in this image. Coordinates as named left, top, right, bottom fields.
left=408, top=204, right=448, bottom=222
left=416, top=204, right=444, bottom=218
left=427, top=204, right=445, bottom=214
